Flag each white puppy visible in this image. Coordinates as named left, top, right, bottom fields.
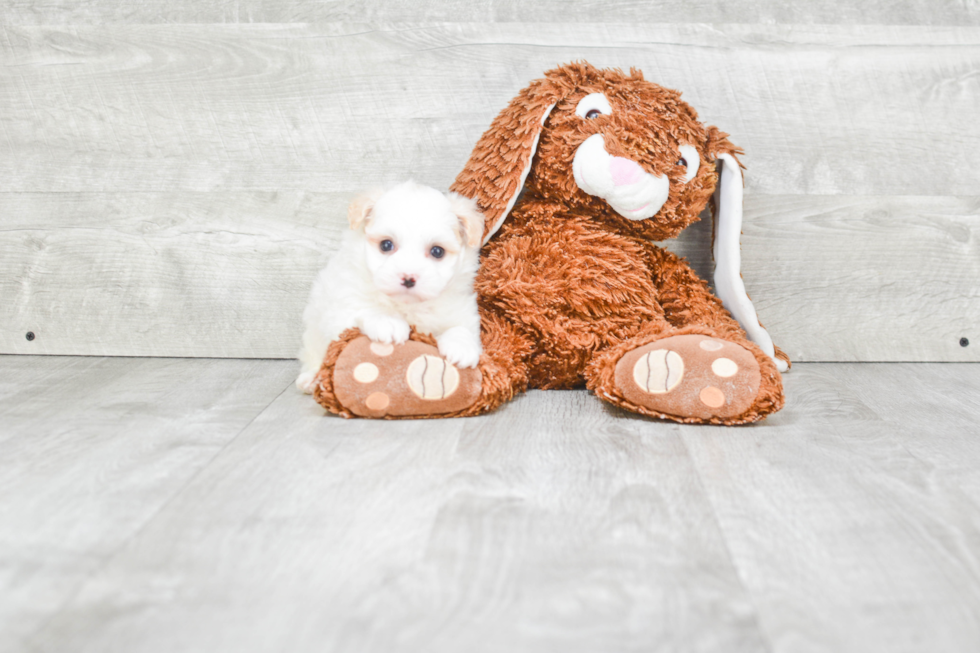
left=296, top=181, right=485, bottom=393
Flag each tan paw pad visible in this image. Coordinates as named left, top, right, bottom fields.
left=614, top=334, right=762, bottom=421
left=333, top=336, right=482, bottom=418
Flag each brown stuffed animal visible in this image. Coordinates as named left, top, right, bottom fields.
left=314, top=62, right=788, bottom=425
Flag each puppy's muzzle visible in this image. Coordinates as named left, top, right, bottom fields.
left=401, top=276, right=417, bottom=289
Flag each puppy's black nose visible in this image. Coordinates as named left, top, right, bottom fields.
left=401, top=276, right=416, bottom=288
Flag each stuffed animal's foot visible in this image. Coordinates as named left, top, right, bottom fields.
left=332, top=335, right=482, bottom=418
left=613, top=334, right=761, bottom=421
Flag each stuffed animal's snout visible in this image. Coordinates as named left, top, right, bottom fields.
left=400, top=275, right=417, bottom=288
left=572, top=134, right=670, bottom=221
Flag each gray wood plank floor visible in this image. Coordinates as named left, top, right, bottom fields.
left=2, top=356, right=978, bottom=652
left=0, top=356, right=295, bottom=649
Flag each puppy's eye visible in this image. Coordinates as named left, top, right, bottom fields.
left=429, top=246, right=445, bottom=259
left=585, top=109, right=601, bottom=120
left=379, top=239, right=394, bottom=253
left=677, top=157, right=687, bottom=167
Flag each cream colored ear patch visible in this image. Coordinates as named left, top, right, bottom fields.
left=406, top=355, right=460, bottom=400
left=633, top=349, right=684, bottom=394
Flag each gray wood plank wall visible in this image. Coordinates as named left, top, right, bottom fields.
left=1, top=9, right=978, bottom=361
left=4, top=1, right=979, bottom=25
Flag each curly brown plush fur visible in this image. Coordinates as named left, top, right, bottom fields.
left=314, top=61, right=786, bottom=424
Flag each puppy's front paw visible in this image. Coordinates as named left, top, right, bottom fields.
left=296, top=371, right=318, bottom=394
left=361, top=314, right=410, bottom=345
left=437, top=328, right=482, bottom=369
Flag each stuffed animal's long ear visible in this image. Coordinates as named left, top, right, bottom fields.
left=446, top=192, right=485, bottom=249
left=450, top=77, right=564, bottom=244
left=347, top=189, right=382, bottom=231
left=711, top=140, right=790, bottom=373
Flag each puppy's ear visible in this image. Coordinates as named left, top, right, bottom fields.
left=446, top=193, right=485, bottom=249
left=347, top=189, right=382, bottom=231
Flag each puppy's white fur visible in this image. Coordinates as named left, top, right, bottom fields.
left=296, top=181, right=485, bottom=393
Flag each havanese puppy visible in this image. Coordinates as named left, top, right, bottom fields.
left=296, top=181, right=485, bottom=393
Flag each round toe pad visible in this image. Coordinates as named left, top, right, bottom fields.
left=334, top=336, right=481, bottom=418
left=614, top=334, right=761, bottom=420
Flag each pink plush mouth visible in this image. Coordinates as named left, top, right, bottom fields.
left=627, top=203, right=652, bottom=213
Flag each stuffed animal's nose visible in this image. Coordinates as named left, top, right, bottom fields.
left=401, top=276, right=416, bottom=288
left=610, top=156, right=645, bottom=186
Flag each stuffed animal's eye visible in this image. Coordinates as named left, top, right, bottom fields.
left=575, top=93, right=613, bottom=119
left=677, top=145, right=700, bottom=183
left=430, top=245, right=445, bottom=259
left=379, top=239, right=394, bottom=252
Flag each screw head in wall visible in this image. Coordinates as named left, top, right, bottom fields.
left=26, top=332, right=35, bottom=341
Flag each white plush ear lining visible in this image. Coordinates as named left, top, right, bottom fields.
left=713, top=154, right=788, bottom=373
left=483, top=103, right=556, bottom=245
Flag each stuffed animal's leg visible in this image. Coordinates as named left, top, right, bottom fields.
left=650, top=245, right=792, bottom=369
left=311, top=312, right=532, bottom=419
left=586, top=323, right=784, bottom=425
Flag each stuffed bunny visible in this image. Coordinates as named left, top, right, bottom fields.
left=313, top=62, right=788, bottom=425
